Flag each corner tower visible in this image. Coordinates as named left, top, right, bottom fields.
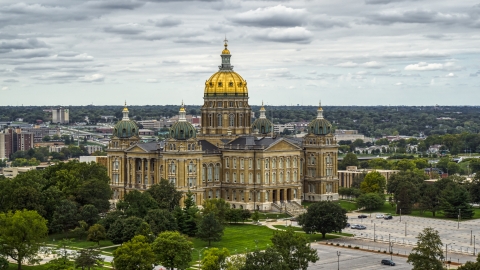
left=200, top=39, right=252, bottom=143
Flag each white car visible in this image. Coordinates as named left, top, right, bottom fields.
left=375, top=214, right=384, bottom=219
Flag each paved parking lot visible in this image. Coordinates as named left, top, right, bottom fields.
left=345, top=213, right=480, bottom=257
left=308, top=244, right=412, bottom=269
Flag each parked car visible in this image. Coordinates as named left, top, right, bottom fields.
left=358, top=214, right=368, bottom=219
left=345, top=223, right=350, bottom=228
left=357, top=225, right=366, bottom=230
left=376, top=214, right=384, bottom=219
left=381, top=259, right=396, bottom=266
left=350, top=224, right=360, bottom=229
left=384, top=215, right=393, bottom=220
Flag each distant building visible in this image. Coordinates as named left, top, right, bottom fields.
left=52, top=107, right=69, bottom=124
left=15, top=133, right=34, bottom=152
left=2, top=165, right=50, bottom=179
left=337, top=166, right=399, bottom=188
left=137, top=120, right=161, bottom=130
left=273, top=123, right=295, bottom=134
left=335, top=130, right=367, bottom=142
left=84, top=145, right=104, bottom=154
left=20, top=127, right=60, bottom=142
left=139, top=129, right=155, bottom=136
left=80, top=156, right=107, bottom=167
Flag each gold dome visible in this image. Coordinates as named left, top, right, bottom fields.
left=204, top=40, right=248, bottom=97
left=204, top=71, right=248, bottom=96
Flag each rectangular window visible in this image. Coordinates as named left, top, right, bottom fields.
left=240, top=173, right=244, bottom=184
left=256, top=173, right=261, bottom=184
left=249, top=159, right=252, bottom=169
left=256, top=159, right=260, bottom=169
left=233, top=158, right=237, bottom=169
left=225, top=158, right=229, bottom=168
left=188, top=178, right=194, bottom=187
left=240, top=159, right=244, bottom=169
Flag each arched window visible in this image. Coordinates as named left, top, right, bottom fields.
left=207, top=164, right=213, bottom=182
left=265, top=172, right=269, bottom=184
left=188, top=161, right=195, bottom=173
left=293, top=171, right=297, bottom=182
left=217, top=114, right=222, bottom=127
left=249, top=191, right=252, bottom=201
left=214, top=164, right=220, bottom=181
left=266, top=191, right=270, bottom=202
left=279, top=158, right=283, bottom=168
left=256, top=173, right=261, bottom=184
left=225, top=173, right=229, bottom=183
left=208, top=114, right=212, bottom=126
left=272, top=158, right=276, bottom=169
left=272, top=172, right=276, bottom=184
left=286, top=171, right=290, bottom=182
left=169, top=161, right=176, bottom=174
left=202, top=164, right=206, bottom=182
left=229, top=114, right=235, bottom=127
left=279, top=172, right=283, bottom=183
left=249, top=173, right=253, bottom=184
left=293, top=157, right=297, bottom=168
left=265, top=159, right=269, bottom=169
left=240, top=173, right=244, bottom=183
left=286, top=157, right=290, bottom=168
left=239, top=114, right=243, bottom=126
left=233, top=172, right=237, bottom=183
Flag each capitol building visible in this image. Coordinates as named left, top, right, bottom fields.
left=106, top=41, right=339, bottom=211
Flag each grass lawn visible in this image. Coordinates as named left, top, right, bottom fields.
left=272, top=225, right=354, bottom=237
left=409, top=207, right=480, bottom=220
left=359, top=201, right=397, bottom=215
left=45, top=232, right=113, bottom=249
left=337, top=200, right=358, bottom=212
left=189, top=224, right=333, bottom=262
left=9, top=263, right=110, bottom=269
left=258, top=213, right=291, bottom=219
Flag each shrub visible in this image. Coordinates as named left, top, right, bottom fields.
left=354, top=246, right=360, bottom=249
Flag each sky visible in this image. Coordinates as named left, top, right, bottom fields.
left=0, top=0, right=479, bottom=106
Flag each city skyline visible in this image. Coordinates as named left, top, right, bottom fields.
left=0, top=0, right=479, bottom=106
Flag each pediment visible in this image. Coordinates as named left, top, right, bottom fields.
left=126, top=145, right=148, bottom=153
left=265, top=139, right=301, bottom=152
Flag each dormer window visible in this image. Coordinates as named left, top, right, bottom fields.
left=229, top=82, right=233, bottom=87
left=218, top=82, right=222, bottom=87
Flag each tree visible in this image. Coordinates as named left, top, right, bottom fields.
left=299, top=201, right=347, bottom=239
left=71, top=220, right=90, bottom=240
left=80, top=204, right=99, bottom=226
left=339, top=153, right=358, bottom=170
left=197, top=212, right=224, bottom=246
left=145, top=179, right=182, bottom=211
left=407, top=227, right=444, bottom=270
left=143, top=209, right=175, bottom=235
left=182, top=190, right=199, bottom=236
left=356, top=193, right=384, bottom=210
left=107, top=219, right=125, bottom=244
left=75, top=247, right=104, bottom=270
left=0, top=257, right=8, bottom=269
left=271, top=227, right=319, bottom=270
left=242, top=248, right=289, bottom=270
left=121, top=216, right=144, bottom=243
left=419, top=184, right=441, bottom=217
left=117, top=190, right=158, bottom=218
left=87, top=224, right=106, bottom=245
left=202, top=198, right=230, bottom=224
left=457, top=253, right=480, bottom=269
left=152, top=231, right=193, bottom=270
left=225, top=254, right=246, bottom=270
left=439, top=181, right=474, bottom=219
left=201, top=248, right=230, bottom=270
left=50, top=199, right=79, bottom=233
left=0, top=210, right=48, bottom=270
left=113, top=235, right=156, bottom=270
left=360, top=171, right=386, bottom=194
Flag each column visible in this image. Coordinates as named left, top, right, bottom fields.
left=126, top=157, right=130, bottom=187
left=147, top=158, right=151, bottom=188
left=141, top=159, right=145, bottom=187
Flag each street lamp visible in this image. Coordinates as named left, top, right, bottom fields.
left=389, top=234, right=393, bottom=260
left=400, top=208, right=402, bottom=222
left=337, top=251, right=341, bottom=270
left=193, top=247, right=208, bottom=268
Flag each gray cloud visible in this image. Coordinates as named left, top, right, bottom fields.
left=230, top=5, right=307, bottom=27
left=310, top=15, right=349, bottom=28
left=154, top=16, right=182, bottom=27
left=86, top=0, right=145, bottom=10
left=366, top=9, right=475, bottom=27
left=0, top=38, right=49, bottom=53
left=365, top=0, right=420, bottom=4
left=470, top=71, right=480, bottom=77
left=252, top=27, right=313, bottom=44
left=104, top=24, right=145, bottom=35
left=3, top=79, right=18, bottom=83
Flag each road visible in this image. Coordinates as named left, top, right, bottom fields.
left=308, top=243, right=412, bottom=269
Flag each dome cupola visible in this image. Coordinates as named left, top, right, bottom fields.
left=113, top=102, right=139, bottom=138
left=252, top=102, right=273, bottom=135
left=204, top=39, right=248, bottom=97
left=169, top=102, right=197, bottom=140
left=308, top=101, right=332, bottom=135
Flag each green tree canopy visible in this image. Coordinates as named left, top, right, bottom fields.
left=87, top=224, right=106, bottom=245
left=145, top=179, right=182, bottom=211
left=356, top=193, right=385, bottom=210
left=201, top=248, right=230, bottom=270
left=271, top=227, right=319, bottom=269
left=360, top=171, right=386, bottom=194
left=152, top=231, right=193, bottom=270
left=298, top=201, right=347, bottom=239
left=407, top=227, right=444, bottom=270
left=197, top=212, right=224, bottom=246
left=113, top=235, right=156, bottom=270
left=242, top=248, right=289, bottom=270
left=0, top=210, right=48, bottom=270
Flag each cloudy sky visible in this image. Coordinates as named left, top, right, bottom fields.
left=1, top=0, right=479, bottom=106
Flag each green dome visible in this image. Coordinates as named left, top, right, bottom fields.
left=169, top=121, right=196, bottom=140
left=308, top=118, right=332, bottom=135
left=113, top=120, right=139, bottom=138
left=252, top=118, right=273, bottom=134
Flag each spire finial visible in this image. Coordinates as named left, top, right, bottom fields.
left=262, top=100, right=264, bottom=106
left=122, top=101, right=129, bottom=119
left=124, top=100, right=127, bottom=107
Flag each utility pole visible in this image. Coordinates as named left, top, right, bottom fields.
left=458, top=209, right=461, bottom=229
left=374, top=223, right=376, bottom=242
left=405, top=222, right=407, bottom=237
